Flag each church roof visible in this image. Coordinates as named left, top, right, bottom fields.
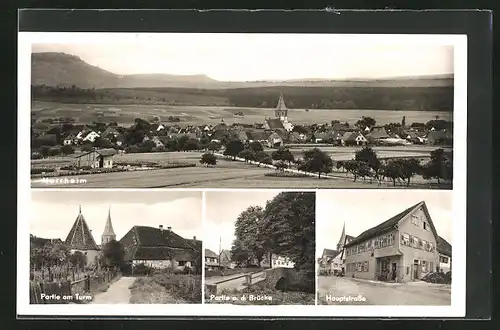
left=265, top=118, right=285, bottom=130
left=65, top=206, right=100, bottom=250
left=102, top=207, right=116, bottom=237
left=276, top=94, right=287, bottom=111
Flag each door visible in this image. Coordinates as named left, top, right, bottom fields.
left=413, top=260, right=419, bottom=280
left=391, top=263, right=397, bottom=281
left=99, top=157, right=104, bottom=168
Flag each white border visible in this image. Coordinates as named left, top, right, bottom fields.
left=18, top=33, right=467, bottom=318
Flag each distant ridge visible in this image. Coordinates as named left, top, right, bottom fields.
left=32, top=52, right=454, bottom=89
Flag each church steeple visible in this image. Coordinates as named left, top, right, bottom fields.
left=101, top=206, right=116, bottom=246
left=337, top=222, right=346, bottom=251
left=275, top=93, right=288, bottom=120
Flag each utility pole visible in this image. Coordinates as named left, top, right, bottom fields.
left=218, top=236, right=222, bottom=267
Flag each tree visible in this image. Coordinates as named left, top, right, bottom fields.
left=231, top=206, right=266, bottom=267
left=238, top=149, right=256, bottom=163
left=383, top=160, right=404, bottom=186
left=60, top=144, right=75, bottom=155
left=48, top=147, right=61, bottom=157
left=354, top=147, right=381, bottom=173
left=255, top=151, right=272, bottom=166
left=421, top=148, right=452, bottom=184
left=398, top=158, right=421, bottom=186
left=271, top=147, right=295, bottom=165
left=260, top=192, right=316, bottom=287
left=207, top=141, right=221, bottom=153
left=275, top=161, right=288, bottom=172
left=248, top=141, right=264, bottom=153
left=101, top=240, right=125, bottom=269
left=401, top=116, right=406, bottom=127
left=356, top=162, right=374, bottom=183
left=297, top=148, right=333, bottom=179
left=68, top=251, right=87, bottom=271
left=183, top=139, right=201, bottom=151
left=200, top=153, right=217, bottom=167
left=38, top=146, right=50, bottom=158
left=224, top=139, right=245, bottom=160
left=355, top=116, right=376, bottom=130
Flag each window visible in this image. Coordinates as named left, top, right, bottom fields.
left=423, top=222, right=427, bottom=230
left=364, top=261, right=369, bottom=272
left=421, top=261, right=427, bottom=272
left=374, top=238, right=380, bottom=249
left=428, top=242, right=435, bottom=252
left=178, top=261, right=186, bottom=266
left=411, top=215, right=418, bottom=225
left=401, top=233, right=410, bottom=246
left=440, top=256, right=449, bottom=264
left=413, top=237, right=420, bottom=249
left=418, top=239, right=424, bottom=249
left=388, top=233, right=394, bottom=246
left=359, top=244, right=365, bottom=253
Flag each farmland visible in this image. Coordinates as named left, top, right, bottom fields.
left=31, top=101, right=453, bottom=128
left=31, top=146, right=451, bottom=189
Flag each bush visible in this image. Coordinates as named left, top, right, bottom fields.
left=133, top=263, right=154, bottom=276
left=31, top=151, right=43, bottom=159
left=264, top=172, right=310, bottom=178
left=31, top=167, right=55, bottom=175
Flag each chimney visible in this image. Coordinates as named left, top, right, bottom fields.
left=159, top=225, right=163, bottom=232
left=167, top=226, right=172, bottom=231
left=193, top=236, right=196, bottom=240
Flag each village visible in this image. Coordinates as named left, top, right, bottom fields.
left=31, top=94, right=454, bottom=189
left=317, top=192, right=452, bottom=306
left=29, top=192, right=203, bottom=305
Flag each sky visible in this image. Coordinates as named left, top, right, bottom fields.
left=30, top=190, right=202, bottom=244
left=315, top=190, right=453, bottom=258
left=31, top=33, right=454, bottom=81
left=204, top=190, right=282, bottom=253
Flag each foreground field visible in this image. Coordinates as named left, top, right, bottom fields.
left=32, top=101, right=453, bottom=127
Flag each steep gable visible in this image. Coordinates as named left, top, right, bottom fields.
left=65, top=207, right=99, bottom=250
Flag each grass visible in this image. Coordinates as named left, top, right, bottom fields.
left=129, top=274, right=202, bottom=304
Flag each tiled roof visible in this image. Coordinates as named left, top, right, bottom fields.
left=185, top=238, right=202, bottom=253
left=134, top=226, right=195, bottom=249
left=204, top=249, right=218, bottom=258
left=366, top=127, right=390, bottom=139
left=265, top=119, right=285, bottom=130
left=344, top=201, right=423, bottom=248
left=437, top=236, right=452, bottom=257
left=30, top=235, right=63, bottom=249
left=322, top=249, right=338, bottom=257
left=65, top=208, right=100, bottom=250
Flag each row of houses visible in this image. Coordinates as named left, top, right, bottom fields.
left=204, top=249, right=295, bottom=271
left=319, top=201, right=452, bottom=282
left=31, top=206, right=202, bottom=273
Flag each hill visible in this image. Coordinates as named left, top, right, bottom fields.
left=32, top=52, right=454, bottom=89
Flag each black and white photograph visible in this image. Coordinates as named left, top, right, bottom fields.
left=29, top=190, right=202, bottom=305
left=204, top=190, right=315, bottom=305
left=28, top=33, right=453, bottom=189
left=316, top=190, right=452, bottom=306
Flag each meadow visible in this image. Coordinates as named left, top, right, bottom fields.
left=31, top=101, right=453, bottom=127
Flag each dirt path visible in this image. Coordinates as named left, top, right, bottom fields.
left=92, top=277, right=136, bottom=304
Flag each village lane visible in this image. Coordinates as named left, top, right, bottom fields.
left=92, top=276, right=136, bottom=304
left=318, top=276, right=451, bottom=305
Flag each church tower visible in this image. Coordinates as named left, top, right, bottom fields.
left=101, top=206, right=116, bottom=246
left=274, top=93, right=288, bottom=121
left=337, top=222, right=346, bottom=251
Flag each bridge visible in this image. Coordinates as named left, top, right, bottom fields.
left=205, top=267, right=300, bottom=295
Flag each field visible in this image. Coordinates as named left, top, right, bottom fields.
left=32, top=101, right=453, bottom=127
left=31, top=145, right=452, bottom=189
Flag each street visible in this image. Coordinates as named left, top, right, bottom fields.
left=318, top=276, right=451, bottom=305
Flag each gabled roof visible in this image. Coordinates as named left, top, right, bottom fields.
left=30, top=235, right=63, bottom=249
left=265, top=118, right=285, bottom=130
left=322, top=249, right=338, bottom=258
left=246, top=130, right=269, bottom=141
left=65, top=207, right=100, bottom=250
left=426, top=130, right=452, bottom=141
left=133, top=226, right=195, bottom=249
left=437, top=236, right=452, bottom=257
left=75, top=148, right=117, bottom=158
left=342, top=131, right=362, bottom=141
left=204, top=249, right=218, bottom=258
left=219, top=249, right=232, bottom=261
left=345, top=201, right=427, bottom=248
left=185, top=238, right=202, bottom=253
left=101, top=127, right=119, bottom=137
left=366, top=127, right=390, bottom=139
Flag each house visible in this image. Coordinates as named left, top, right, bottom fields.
left=101, top=127, right=120, bottom=140
left=64, top=206, right=101, bottom=267
left=82, top=131, right=100, bottom=143
left=318, top=249, right=338, bottom=275
left=267, top=132, right=283, bottom=148
left=341, top=131, right=367, bottom=146
left=271, top=93, right=294, bottom=132
left=328, top=223, right=356, bottom=275
left=271, top=255, right=295, bottom=268
left=219, top=249, right=236, bottom=269
left=63, top=134, right=76, bottom=146
left=150, top=136, right=165, bottom=148
left=437, top=236, right=452, bottom=273
left=426, top=130, right=453, bottom=145
left=75, top=148, right=117, bottom=169
left=344, top=201, right=440, bottom=282
left=246, top=130, right=269, bottom=144
left=30, top=235, right=63, bottom=249
left=365, top=127, right=390, bottom=142
left=120, top=225, right=199, bottom=272
left=204, top=249, right=219, bottom=270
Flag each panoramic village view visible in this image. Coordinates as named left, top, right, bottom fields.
left=317, top=190, right=452, bottom=305
left=204, top=191, right=315, bottom=305
left=30, top=37, right=453, bottom=189
left=29, top=190, right=202, bottom=304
